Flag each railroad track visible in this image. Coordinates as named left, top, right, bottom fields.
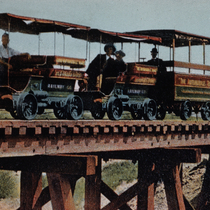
left=0, top=119, right=209, bottom=157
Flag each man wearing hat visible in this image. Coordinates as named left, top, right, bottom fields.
left=147, top=47, right=166, bottom=73
left=86, top=43, right=116, bottom=90
left=101, top=50, right=126, bottom=94
left=114, top=50, right=126, bottom=75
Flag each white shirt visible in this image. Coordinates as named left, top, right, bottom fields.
left=0, top=45, right=20, bottom=59
left=106, top=55, right=114, bottom=60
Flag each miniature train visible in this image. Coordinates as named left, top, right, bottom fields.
left=1, top=14, right=210, bottom=121
left=1, top=55, right=85, bottom=120
left=1, top=54, right=210, bottom=121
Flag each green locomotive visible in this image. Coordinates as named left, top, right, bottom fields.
left=2, top=55, right=85, bottom=120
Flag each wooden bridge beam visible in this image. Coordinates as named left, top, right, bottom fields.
left=20, top=171, right=42, bottom=210
left=101, top=180, right=132, bottom=210
left=137, top=160, right=156, bottom=210
left=47, top=173, right=75, bottom=210
left=0, top=148, right=203, bottom=210
left=195, top=155, right=210, bottom=210
left=163, top=164, right=186, bottom=210
left=85, top=156, right=101, bottom=210
left=6, top=154, right=98, bottom=210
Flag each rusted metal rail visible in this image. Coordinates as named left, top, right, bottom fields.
left=0, top=120, right=210, bottom=210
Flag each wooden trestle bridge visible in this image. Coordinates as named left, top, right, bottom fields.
left=1, top=119, right=210, bottom=210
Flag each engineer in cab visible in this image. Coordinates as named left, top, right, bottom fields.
left=0, top=32, right=30, bottom=85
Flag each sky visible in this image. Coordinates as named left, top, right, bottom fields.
left=1, top=0, right=210, bottom=66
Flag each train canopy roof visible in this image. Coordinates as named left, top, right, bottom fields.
left=0, top=13, right=161, bottom=44
left=0, top=13, right=90, bottom=34
left=127, top=29, right=210, bottom=47
left=1, top=14, right=210, bottom=47
left=65, top=28, right=162, bottom=43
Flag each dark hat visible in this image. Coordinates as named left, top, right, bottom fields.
left=2, top=32, right=9, bottom=37
left=104, top=43, right=116, bottom=53
left=151, top=48, right=158, bottom=53
left=115, top=50, right=126, bottom=57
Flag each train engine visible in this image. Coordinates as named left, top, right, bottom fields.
left=77, top=62, right=158, bottom=120
left=0, top=55, right=85, bottom=120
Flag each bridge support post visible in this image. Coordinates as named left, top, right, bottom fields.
left=47, top=173, right=76, bottom=210
left=20, top=171, right=42, bottom=210
left=163, top=163, right=186, bottom=210
left=85, top=156, right=101, bottom=210
left=137, top=160, right=155, bottom=210
left=196, top=155, right=210, bottom=210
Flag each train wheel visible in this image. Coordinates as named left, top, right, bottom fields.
left=180, top=100, right=192, bottom=120
left=201, top=102, right=210, bottom=120
left=131, top=104, right=143, bottom=120
left=91, top=102, right=105, bottom=119
left=17, top=93, right=38, bottom=120
left=143, top=99, right=157, bottom=120
left=107, top=97, right=123, bottom=120
left=156, top=104, right=166, bottom=120
left=66, top=95, right=83, bottom=120
left=54, top=107, right=66, bottom=119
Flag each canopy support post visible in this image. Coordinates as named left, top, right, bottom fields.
left=86, top=33, right=89, bottom=61
left=172, top=38, right=175, bottom=71
left=203, top=42, right=206, bottom=74
left=63, top=34, right=65, bottom=57
left=38, top=34, right=40, bottom=55
left=54, top=32, right=56, bottom=56
left=188, top=40, right=191, bottom=73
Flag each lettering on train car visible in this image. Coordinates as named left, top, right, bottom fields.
left=47, top=84, right=65, bottom=90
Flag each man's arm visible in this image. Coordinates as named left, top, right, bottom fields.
left=0, top=57, right=13, bottom=70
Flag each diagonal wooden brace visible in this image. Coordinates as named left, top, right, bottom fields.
left=19, top=171, right=42, bottom=210
left=163, top=164, right=186, bottom=210
left=101, top=180, right=132, bottom=210
left=47, top=173, right=75, bottom=210
left=101, top=171, right=158, bottom=210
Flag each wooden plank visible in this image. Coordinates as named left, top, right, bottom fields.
left=137, top=160, right=155, bottom=210
left=85, top=157, right=101, bottom=210
left=101, top=180, right=132, bottom=210
left=163, top=60, right=210, bottom=71
left=32, top=187, right=51, bottom=210
left=195, top=159, right=210, bottom=210
left=47, top=173, right=75, bottom=210
left=20, top=172, right=42, bottom=210
left=0, top=155, right=97, bottom=175
left=163, top=164, right=186, bottom=210
left=101, top=182, right=140, bottom=210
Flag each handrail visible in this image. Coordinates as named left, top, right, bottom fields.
left=9, top=55, right=86, bottom=69
left=163, top=60, right=210, bottom=72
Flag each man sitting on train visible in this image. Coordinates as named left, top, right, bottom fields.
left=147, top=47, right=166, bottom=73
left=114, top=50, right=126, bottom=75
left=0, top=32, right=31, bottom=85
left=86, top=43, right=116, bottom=90
left=101, top=50, right=126, bottom=94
